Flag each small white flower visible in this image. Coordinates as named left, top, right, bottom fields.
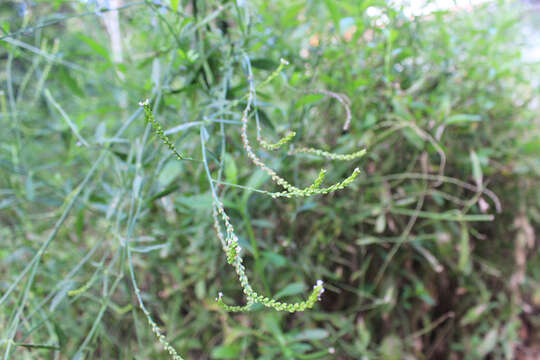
left=216, top=292, right=223, bottom=301
left=138, top=99, right=150, bottom=107
left=328, top=347, right=335, bottom=354
left=280, top=58, right=289, bottom=65
left=314, top=280, right=325, bottom=300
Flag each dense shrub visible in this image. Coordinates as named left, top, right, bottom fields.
left=0, top=0, right=538, bottom=358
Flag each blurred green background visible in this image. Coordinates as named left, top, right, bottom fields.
left=1, top=0, right=539, bottom=359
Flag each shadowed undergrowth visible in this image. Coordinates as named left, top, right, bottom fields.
left=0, top=0, right=539, bottom=359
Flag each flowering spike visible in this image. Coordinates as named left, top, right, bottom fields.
left=258, top=131, right=296, bottom=151
left=141, top=99, right=184, bottom=161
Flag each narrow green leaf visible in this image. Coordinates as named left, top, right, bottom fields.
left=477, top=329, right=498, bottom=357
left=324, top=0, right=340, bottom=30
left=275, top=282, right=306, bottom=299
left=251, top=58, right=279, bottom=70
left=458, top=223, right=471, bottom=274
left=148, top=184, right=180, bottom=202
left=54, top=322, right=67, bottom=348
left=78, top=34, right=109, bottom=60
left=461, top=304, right=488, bottom=326
left=446, top=114, right=482, bottom=125
left=224, top=153, right=238, bottom=184
left=15, top=343, right=60, bottom=350
left=470, top=150, right=483, bottom=189
left=294, top=329, right=329, bottom=341
left=294, top=94, right=324, bottom=109
left=262, top=251, right=287, bottom=267
left=282, top=3, right=305, bottom=25
left=211, top=344, right=242, bottom=359
left=375, top=213, right=386, bottom=233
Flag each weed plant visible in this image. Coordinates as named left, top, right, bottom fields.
left=0, top=0, right=539, bottom=359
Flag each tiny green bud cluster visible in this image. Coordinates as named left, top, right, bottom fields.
left=141, top=307, right=184, bottom=360
left=292, top=148, right=367, bottom=161
left=259, top=131, right=296, bottom=151
left=140, top=99, right=184, bottom=161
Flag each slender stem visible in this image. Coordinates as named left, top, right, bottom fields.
left=240, top=207, right=270, bottom=295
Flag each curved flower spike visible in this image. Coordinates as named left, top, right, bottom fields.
left=258, top=131, right=296, bottom=150
left=140, top=99, right=184, bottom=161
left=213, top=200, right=325, bottom=313
left=270, top=167, right=361, bottom=198
left=291, top=147, right=367, bottom=161
left=306, top=89, right=352, bottom=131
left=216, top=280, right=324, bottom=313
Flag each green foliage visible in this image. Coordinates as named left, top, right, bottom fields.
left=0, top=0, right=539, bottom=359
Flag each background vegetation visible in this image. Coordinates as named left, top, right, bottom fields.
left=1, top=0, right=539, bottom=359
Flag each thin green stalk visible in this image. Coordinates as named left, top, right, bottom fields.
left=240, top=207, right=270, bottom=295
left=0, top=107, right=143, bottom=357
left=73, top=249, right=124, bottom=359
left=2, top=153, right=106, bottom=359
left=6, top=52, right=20, bottom=166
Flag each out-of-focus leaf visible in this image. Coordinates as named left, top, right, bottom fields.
left=130, top=243, right=168, bottom=253
left=262, top=251, right=287, bottom=267
left=54, top=322, right=67, bottom=348
left=458, top=223, right=471, bottom=274
left=224, top=153, right=238, bottom=184
left=170, top=0, right=179, bottom=12
left=211, top=344, right=242, bottom=359
left=446, top=114, right=482, bottom=125
left=78, top=34, right=109, bottom=60
left=251, top=58, right=279, bottom=70
left=57, top=68, right=84, bottom=97
left=470, top=150, right=483, bottom=189
left=275, top=282, right=306, bottom=299
left=402, top=128, right=424, bottom=150
left=324, top=0, right=340, bottom=30
left=282, top=3, right=304, bottom=25
left=158, top=161, right=182, bottom=186
left=461, top=304, right=488, bottom=326
left=50, top=281, right=74, bottom=311
left=242, top=170, right=269, bottom=205
left=294, top=94, right=324, bottom=109
left=477, top=328, right=498, bottom=357
left=149, top=184, right=180, bottom=202
left=177, top=194, right=213, bottom=210
left=379, top=335, right=402, bottom=360
left=14, top=343, right=60, bottom=350
left=375, top=213, right=386, bottom=233
left=294, top=329, right=329, bottom=341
